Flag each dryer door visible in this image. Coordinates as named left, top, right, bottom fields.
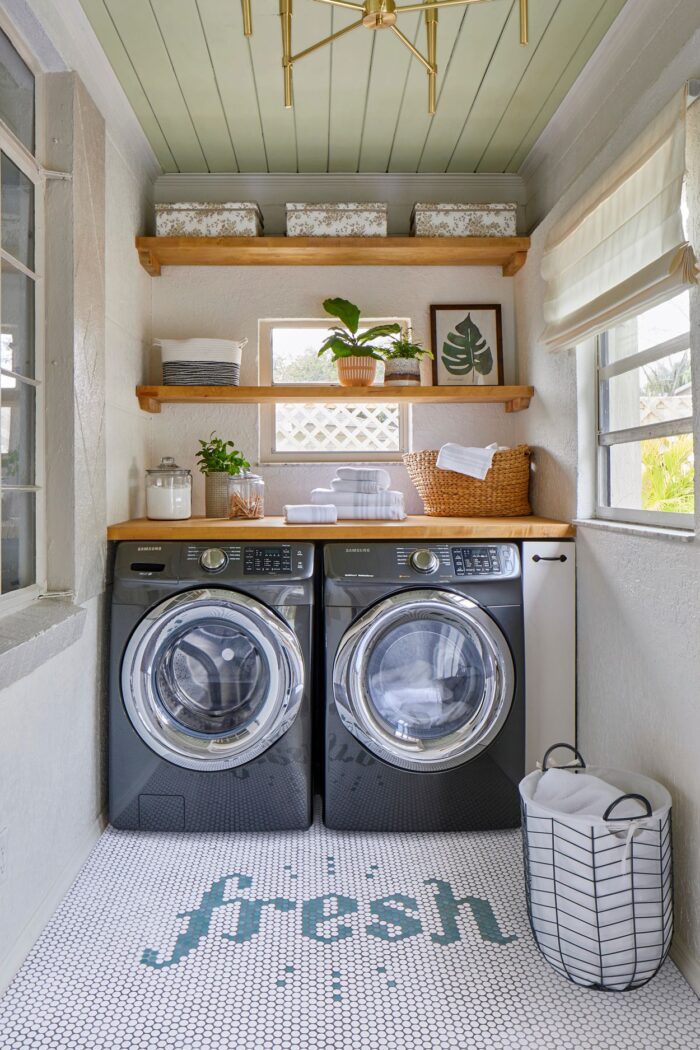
left=122, top=588, right=304, bottom=771
left=333, top=589, right=514, bottom=772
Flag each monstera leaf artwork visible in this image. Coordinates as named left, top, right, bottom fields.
left=441, top=314, right=493, bottom=382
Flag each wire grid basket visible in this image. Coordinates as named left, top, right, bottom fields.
left=403, top=446, right=531, bottom=517
left=520, top=744, right=673, bottom=992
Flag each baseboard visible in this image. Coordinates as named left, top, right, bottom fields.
left=670, top=935, right=700, bottom=996
left=0, top=811, right=106, bottom=995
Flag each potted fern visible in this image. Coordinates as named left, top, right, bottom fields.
left=318, top=298, right=401, bottom=387
left=382, top=328, right=433, bottom=386
left=196, top=432, right=251, bottom=517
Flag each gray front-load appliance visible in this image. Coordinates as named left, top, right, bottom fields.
left=110, top=541, right=314, bottom=831
left=324, top=542, right=524, bottom=831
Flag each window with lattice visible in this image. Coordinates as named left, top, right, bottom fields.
left=259, top=320, right=410, bottom=462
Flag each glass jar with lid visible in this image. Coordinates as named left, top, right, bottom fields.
left=145, top=457, right=192, bottom=520
left=228, top=472, right=265, bottom=519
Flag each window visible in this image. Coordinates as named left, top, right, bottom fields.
left=0, top=27, right=44, bottom=609
left=596, top=290, right=693, bottom=529
left=259, top=319, right=410, bottom=462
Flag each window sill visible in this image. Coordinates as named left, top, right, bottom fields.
left=0, top=600, right=87, bottom=690
left=574, top=518, right=696, bottom=543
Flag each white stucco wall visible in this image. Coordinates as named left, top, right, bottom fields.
left=149, top=265, right=518, bottom=513
left=514, top=0, right=700, bottom=986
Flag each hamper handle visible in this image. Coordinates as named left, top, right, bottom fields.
left=603, top=794, right=653, bottom=821
left=542, top=743, right=586, bottom=771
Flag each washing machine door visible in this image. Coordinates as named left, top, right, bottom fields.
left=122, top=588, right=304, bottom=771
left=333, top=589, right=514, bottom=772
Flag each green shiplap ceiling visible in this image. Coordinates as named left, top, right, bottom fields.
left=80, top=0, right=628, bottom=173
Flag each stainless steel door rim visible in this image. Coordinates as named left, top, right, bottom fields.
left=122, top=588, right=304, bottom=771
left=333, top=589, right=514, bottom=772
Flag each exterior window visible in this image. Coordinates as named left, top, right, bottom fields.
left=259, top=319, right=410, bottom=463
left=596, top=291, right=693, bottom=529
left=0, top=29, right=43, bottom=609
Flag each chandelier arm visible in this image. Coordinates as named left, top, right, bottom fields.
left=312, top=0, right=366, bottom=9
left=426, top=4, right=437, bottom=115
left=241, top=0, right=253, bottom=36
left=290, top=17, right=365, bottom=63
left=398, top=0, right=491, bottom=14
left=389, top=23, right=434, bottom=75
left=280, top=0, right=293, bottom=108
left=520, top=0, right=528, bottom=45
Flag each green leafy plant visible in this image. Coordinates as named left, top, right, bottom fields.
left=383, top=333, right=433, bottom=361
left=196, top=432, right=250, bottom=476
left=641, top=434, right=694, bottom=514
left=318, top=298, right=401, bottom=361
left=441, top=313, right=493, bottom=381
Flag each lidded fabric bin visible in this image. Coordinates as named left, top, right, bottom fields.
left=155, top=202, right=263, bottom=237
left=520, top=744, right=673, bottom=992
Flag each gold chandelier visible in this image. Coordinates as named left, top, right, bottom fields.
left=239, top=0, right=529, bottom=115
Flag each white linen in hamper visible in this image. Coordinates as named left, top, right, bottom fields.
left=435, top=442, right=507, bottom=480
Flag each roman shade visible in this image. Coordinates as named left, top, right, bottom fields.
left=541, top=84, right=698, bottom=350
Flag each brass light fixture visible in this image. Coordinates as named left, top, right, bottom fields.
left=271, top=0, right=529, bottom=115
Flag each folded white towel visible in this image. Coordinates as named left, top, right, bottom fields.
left=331, top=505, right=406, bottom=521
left=334, top=466, right=391, bottom=488
left=436, top=442, right=507, bottom=480
left=533, top=769, right=645, bottom=820
left=330, top=477, right=385, bottom=494
left=311, top=488, right=406, bottom=520
left=284, top=504, right=337, bottom=524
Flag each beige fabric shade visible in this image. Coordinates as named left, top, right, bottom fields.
left=541, top=85, right=698, bottom=350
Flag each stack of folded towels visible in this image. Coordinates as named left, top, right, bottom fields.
left=311, top=466, right=406, bottom=520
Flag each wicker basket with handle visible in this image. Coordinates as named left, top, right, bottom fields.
left=403, top=446, right=532, bottom=517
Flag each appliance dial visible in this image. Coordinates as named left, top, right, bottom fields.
left=200, top=548, right=228, bottom=573
left=410, top=549, right=440, bottom=574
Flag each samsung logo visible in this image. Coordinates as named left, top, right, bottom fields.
left=346, top=547, right=371, bottom=553
left=137, top=545, right=163, bottom=552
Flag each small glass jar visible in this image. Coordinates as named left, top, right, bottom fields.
left=145, top=457, right=192, bottom=520
left=228, top=472, right=265, bottom=519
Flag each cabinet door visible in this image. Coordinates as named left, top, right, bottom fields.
left=522, top=541, right=576, bottom=772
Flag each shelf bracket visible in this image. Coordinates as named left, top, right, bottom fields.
left=502, top=251, right=527, bottom=277
left=137, top=244, right=161, bottom=276
left=505, top=396, right=531, bottom=413
left=138, top=392, right=161, bottom=414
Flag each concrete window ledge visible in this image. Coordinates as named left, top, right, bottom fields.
left=0, top=600, right=88, bottom=690
left=574, top=518, right=696, bottom=543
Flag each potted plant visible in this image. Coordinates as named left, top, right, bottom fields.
left=196, top=432, right=251, bottom=517
left=318, top=297, right=401, bottom=387
left=382, top=328, right=433, bottom=386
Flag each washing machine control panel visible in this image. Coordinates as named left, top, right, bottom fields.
left=200, top=547, right=228, bottom=572
left=452, top=544, right=518, bottom=578
left=181, top=542, right=313, bottom=579
left=243, top=546, right=293, bottom=574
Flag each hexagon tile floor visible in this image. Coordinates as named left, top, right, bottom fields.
left=0, top=820, right=698, bottom=1049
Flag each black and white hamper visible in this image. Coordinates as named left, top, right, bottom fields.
left=155, top=337, right=247, bottom=386
left=520, top=744, right=673, bottom=992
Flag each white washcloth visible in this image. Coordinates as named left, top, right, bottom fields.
left=533, top=769, right=646, bottom=820
left=330, top=477, right=385, bottom=494
left=284, top=504, right=337, bottom=524
left=436, top=442, right=507, bottom=480
left=311, top=488, right=406, bottom=520
left=334, top=466, right=391, bottom=488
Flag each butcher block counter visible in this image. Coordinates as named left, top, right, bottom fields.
left=107, top=515, right=575, bottom=541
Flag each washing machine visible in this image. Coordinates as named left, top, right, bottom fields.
left=324, top=541, right=524, bottom=831
left=109, top=540, right=314, bottom=831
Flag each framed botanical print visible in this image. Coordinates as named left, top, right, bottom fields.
left=430, top=304, right=504, bottom=386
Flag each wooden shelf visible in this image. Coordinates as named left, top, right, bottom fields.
left=136, top=235, right=530, bottom=276
left=108, top=515, right=575, bottom=542
left=136, top=383, right=534, bottom=414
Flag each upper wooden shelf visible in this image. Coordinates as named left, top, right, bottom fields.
left=136, top=384, right=534, bottom=414
left=135, top=235, right=530, bottom=276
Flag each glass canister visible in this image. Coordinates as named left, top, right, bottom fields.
left=145, top=457, right=192, bottom=520
left=228, top=472, right=265, bottom=519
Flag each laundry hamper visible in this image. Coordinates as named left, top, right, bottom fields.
left=520, top=744, right=673, bottom=992
left=403, top=446, right=531, bottom=516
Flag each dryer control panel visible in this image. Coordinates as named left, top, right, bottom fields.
left=325, top=542, right=520, bottom=583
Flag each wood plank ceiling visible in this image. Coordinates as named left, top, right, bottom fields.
left=80, top=0, right=627, bottom=173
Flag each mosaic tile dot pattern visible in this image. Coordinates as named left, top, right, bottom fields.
left=0, top=819, right=698, bottom=1049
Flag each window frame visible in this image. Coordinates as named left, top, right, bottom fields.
left=594, top=302, right=693, bottom=531
left=0, top=29, right=46, bottom=616
left=258, top=317, right=411, bottom=464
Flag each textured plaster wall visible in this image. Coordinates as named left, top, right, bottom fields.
left=514, top=5, right=700, bottom=982
left=149, top=265, right=517, bottom=513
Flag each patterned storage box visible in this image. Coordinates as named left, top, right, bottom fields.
left=411, top=202, right=517, bottom=237
left=286, top=202, right=387, bottom=237
left=155, top=202, right=263, bottom=237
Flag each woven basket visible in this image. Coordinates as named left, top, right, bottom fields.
left=403, top=446, right=532, bottom=517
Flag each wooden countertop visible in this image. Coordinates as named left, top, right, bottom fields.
left=107, top=515, right=575, bottom=541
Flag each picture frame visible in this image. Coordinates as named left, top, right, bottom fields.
left=430, top=304, right=504, bottom=387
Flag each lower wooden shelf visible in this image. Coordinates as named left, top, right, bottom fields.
left=107, top=515, right=575, bottom=541
left=136, top=384, right=534, bottom=414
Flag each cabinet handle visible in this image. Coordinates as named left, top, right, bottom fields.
left=532, top=554, right=567, bottom=563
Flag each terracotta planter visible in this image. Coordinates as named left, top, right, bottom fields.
left=336, top=356, right=377, bottom=387
left=383, top=357, right=421, bottom=386
left=204, top=472, right=231, bottom=517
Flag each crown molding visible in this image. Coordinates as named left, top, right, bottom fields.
left=154, top=172, right=527, bottom=235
